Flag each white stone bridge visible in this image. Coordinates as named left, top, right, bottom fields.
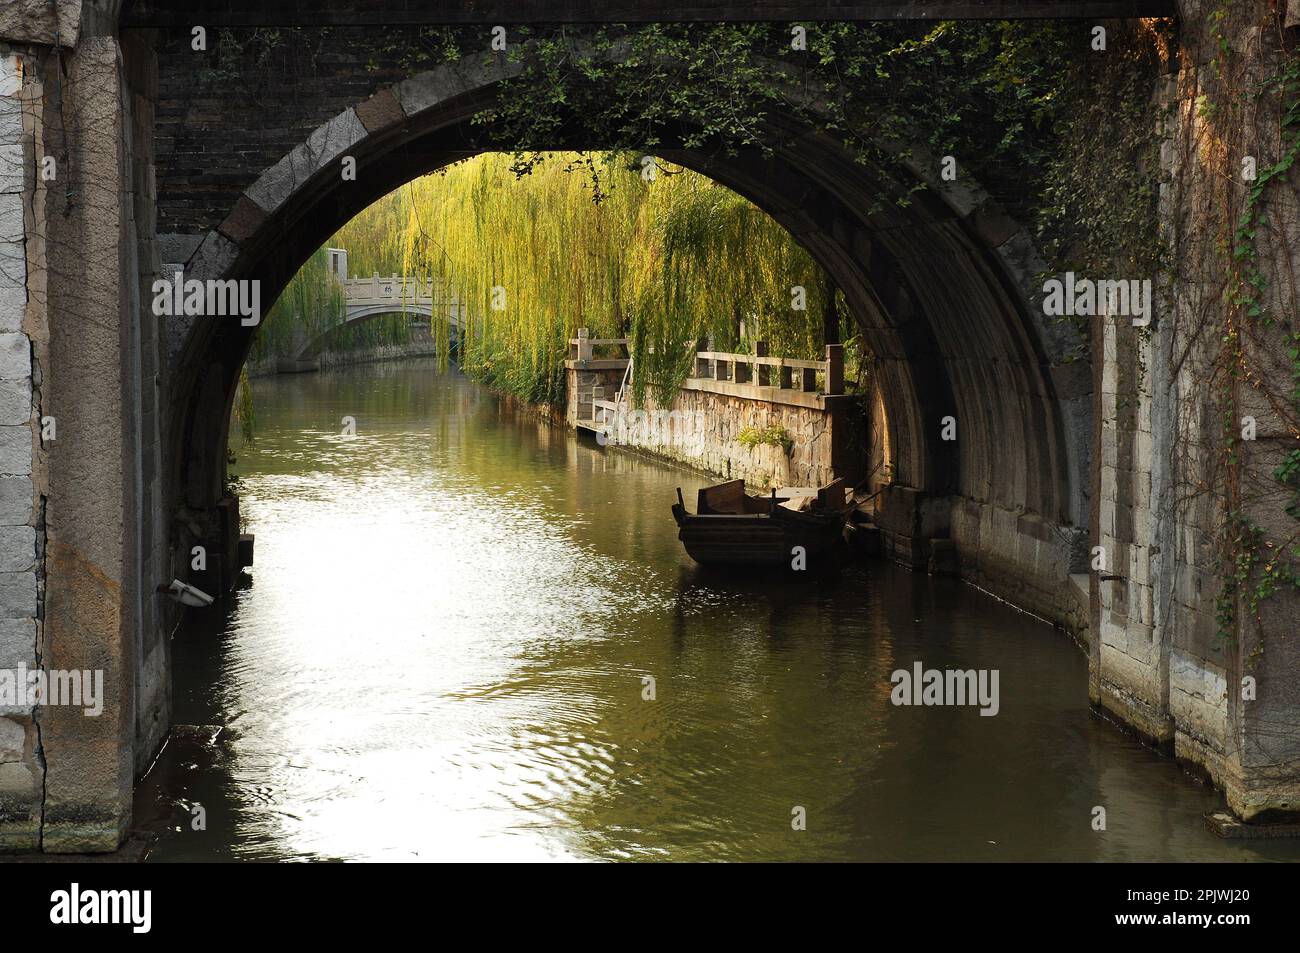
left=276, top=247, right=466, bottom=372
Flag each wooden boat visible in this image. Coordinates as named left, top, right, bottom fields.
left=671, top=478, right=851, bottom=567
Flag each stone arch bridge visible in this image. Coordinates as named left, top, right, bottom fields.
left=275, top=248, right=466, bottom=371
left=1, top=0, right=1297, bottom=853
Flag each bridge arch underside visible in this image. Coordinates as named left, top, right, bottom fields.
left=292, top=305, right=457, bottom=362
left=171, top=71, right=1090, bottom=631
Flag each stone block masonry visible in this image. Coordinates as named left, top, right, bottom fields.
left=565, top=361, right=861, bottom=490
left=1090, top=1, right=1300, bottom=821
left=0, top=50, right=43, bottom=853
left=616, top=387, right=854, bottom=490
left=0, top=16, right=147, bottom=854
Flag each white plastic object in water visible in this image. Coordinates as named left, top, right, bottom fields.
left=162, top=579, right=214, bottom=608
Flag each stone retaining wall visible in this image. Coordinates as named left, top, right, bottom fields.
left=565, top=363, right=861, bottom=489
left=610, top=388, right=856, bottom=489
left=246, top=325, right=440, bottom=377
left=1093, top=1, right=1300, bottom=821
left=0, top=48, right=43, bottom=852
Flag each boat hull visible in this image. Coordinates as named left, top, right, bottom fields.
left=672, top=505, right=846, bottom=567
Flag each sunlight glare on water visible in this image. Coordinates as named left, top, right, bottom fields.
left=142, top=361, right=1300, bottom=863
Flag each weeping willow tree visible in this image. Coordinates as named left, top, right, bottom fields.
left=252, top=247, right=348, bottom=362
left=627, top=171, right=830, bottom=404
left=327, top=151, right=833, bottom=406
left=254, top=243, right=416, bottom=365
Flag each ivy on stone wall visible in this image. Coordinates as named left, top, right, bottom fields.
left=1035, top=20, right=1172, bottom=363
left=469, top=20, right=1182, bottom=370
left=1206, top=4, right=1300, bottom=647
left=474, top=21, right=1075, bottom=218
left=194, top=21, right=1171, bottom=369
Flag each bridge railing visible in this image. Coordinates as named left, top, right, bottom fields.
left=339, top=274, right=443, bottom=301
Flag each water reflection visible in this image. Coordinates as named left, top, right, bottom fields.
left=141, top=361, right=1300, bottom=862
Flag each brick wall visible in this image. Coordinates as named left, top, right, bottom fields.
left=154, top=27, right=419, bottom=237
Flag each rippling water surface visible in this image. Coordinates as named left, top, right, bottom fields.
left=141, top=361, right=1300, bottom=862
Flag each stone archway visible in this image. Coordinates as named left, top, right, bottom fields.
left=164, top=48, right=1087, bottom=634
left=280, top=304, right=460, bottom=372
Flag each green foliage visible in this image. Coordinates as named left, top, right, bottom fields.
left=468, top=20, right=1168, bottom=368
left=1216, top=513, right=1263, bottom=644
left=255, top=247, right=412, bottom=362
left=363, top=26, right=466, bottom=73
left=254, top=247, right=347, bottom=361
left=1208, top=11, right=1300, bottom=645
left=234, top=365, right=255, bottom=445
left=329, top=151, right=830, bottom=407
left=1227, top=55, right=1300, bottom=332
left=737, top=424, right=794, bottom=454
left=477, top=22, right=1072, bottom=201
left=1034, top=20, right=1172, bottom=357
left=194, top=27, right=335, bottom=89
left=1275, top=449, right=1300, bottom=520
left=259, top=21, right=1129, bottom=406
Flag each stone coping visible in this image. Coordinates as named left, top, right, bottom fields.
left=680, top=376, right=829, bottom=410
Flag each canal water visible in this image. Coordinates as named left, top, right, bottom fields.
left=141, top=360, right=1300, bottom=862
